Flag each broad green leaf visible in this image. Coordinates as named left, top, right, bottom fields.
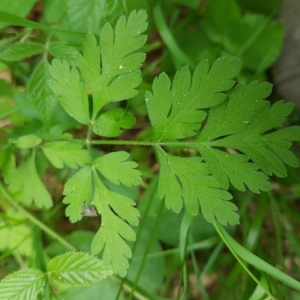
left=94, top=151, right=141, bottom=186
left=48, top=252, right=113, bottom=285
left=48, top=60, right=90, bottom=125
left=42, top=141, right=89, bottom=169
left=9, top=151, right=53, bottom=208
left=14, top=134, right=42, bottom=149
left=204, top=0, right=283, bottom=72
left=0, top=0, right=38, bottom=28
left=91, top=178, right=140, bottom=277
left=146, top=57, right=240, bottom=141
left=0, top=269, right=45, bottom=300
left=92, top=108, right=136, bottom=137
left=63, top=166, right=93, bottom=223
left=156, top=148, right=238, bottom=225
left=27, top=60, right=58, bottom=127
left=0, top=41, right=44, bottom=61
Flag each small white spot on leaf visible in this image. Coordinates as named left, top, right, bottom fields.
left=119, top=65, right=124, bottom=70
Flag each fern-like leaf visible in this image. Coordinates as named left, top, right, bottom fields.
left=147, top=57, right=300, bottom=225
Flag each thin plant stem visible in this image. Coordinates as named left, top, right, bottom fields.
left=214, top=223, right=274, bottom=299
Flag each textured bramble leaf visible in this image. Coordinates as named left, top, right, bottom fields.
left=204, top=0, right=283, bottom=72
left=156, top=148, right=238, bottom=225
left=92, top=108, right=136, bottom=137
left=9, top=151, right=52, bottom=208
left=63, top=158, right=140, bottom=276
left=0, top=41, right=44, bottom=61
left=27, top=60, right=57, bottom=127
left=0, top=268, right=45, bottom=300
left=94, top=151, right=141, bottom=186
left=48, top=252, right=113, bottom=285
left=14, top=134, right=42, bottom=149
left=42, top=141, right=89, bottom=169
left=91, top=177, right=140, bottom=277
left=146, top=57, right=240, bottom=141
left=63, top=166, right=93, bottom=223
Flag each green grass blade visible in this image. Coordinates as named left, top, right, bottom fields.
left=0, top=10, right=84, bottom=38
left=216, top=223, right=300, bottom=292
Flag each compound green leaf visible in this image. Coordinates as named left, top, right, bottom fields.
left=198, top=147, right=271, bottom=193
left=63, top=166, right=93, bottom=223
left=92, top=108, right=136, bottom=137
left=156, top=148, right=238, bottom=225
left=48, top=60, right=90, bottom=125
left=9, top=151, right=53, bottom=208
left=94, top=151, right=141, bottom=186
left=14, top=134, right=42, bottom=149
left=200, top=83, right=300, bottom=177
left=91, top=177, right=140, bottom=277
left=48, top=252, right=113, bottom=285
left=146, top=56, right=240, bottom=141
left=0, top=269, right=45, bottom=300
left=42, top=141, right=89, bottom=169
left=147, top=57, right=300, bottom=225
left=0, top=41, right=44, bottom=61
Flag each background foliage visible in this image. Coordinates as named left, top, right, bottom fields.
left=1, top=0, right=300, bottom=299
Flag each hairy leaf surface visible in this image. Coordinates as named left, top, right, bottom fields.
left=48, top=252, right=113, bottom=285
left=0, top=269, right=45, bottom=300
